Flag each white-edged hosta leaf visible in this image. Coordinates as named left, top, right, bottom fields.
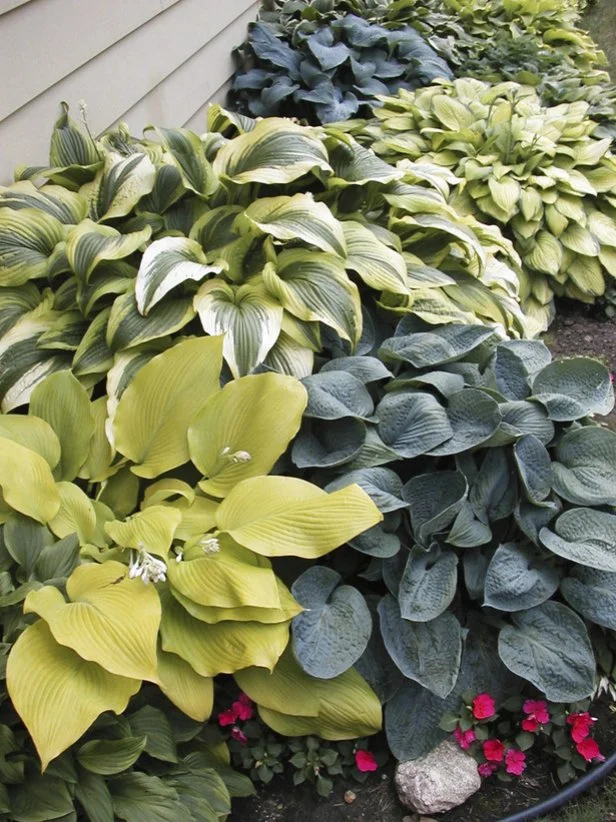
left=552, top=426, right=616, bottom=506
left=106, top=291, right=195, bottom=352
left=0, top=437, right=60, bottom=522
left=189, top=372, right=306, bottom=497
left=213, top=119, right=332, bottom=185
left=0, top=181, right=87, bottom=225
left=29, top=370, right=95, bottom=481
left=244, top=193, right=346, bottom=257
left=135, top=237, right=223, bottom=315
left=262, top=250, right=361, bottom=344
left=105, top=506, right=181, bottom=559
left=6, top=620, right=140, bottom=771
left=291, top=566, right=372, bottom=679
left=263, top=330, right=314, bottom=379
left=341, top=220, right=407, bottom=295
left=194, top=278, right=282, bottom=378
left=81, top=152, right=156, bottom=222
left=66, top=220, right=151, bottom=282
left=147, top=126, right=217, bottom=197
left=0, top=207, right=65, bottom=285
left=112, top=336, right=223, bottom=478
left=72, top=308, right=114, bottom=379
left=378, top=594, right=462, bottom=698
left=24, top=560, right=160, bottom=682
left=159, top=589, right=289, bottom=676
left=498, top=601, right=595, bottom=701
left=49, top=102, right=101, bottom=172
left=216, top=476, right=382, bottom=559
left=156, top=648, right=214, bottom=722
left=540, top=508, right=616, bottom=572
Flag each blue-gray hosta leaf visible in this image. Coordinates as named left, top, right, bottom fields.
left=320, top=356, right=392, bottom=384
left=561, top=566, right=616, bottom=630
left=470, top=447, right=517, bottom=524
left=463, top=547, right=491, bottom=600
left=484, top=543, right=560, bottom=612
left=248, top=22, right=301, bottom=78
left=498, top=400, right=555, bottom=445
left=316, top=90, right=360, bottom=124
left=515, top=498, right=561, bottom=546
left=403, top=471, right=467, bottom=547
left=378, top=595, right=462, bottom=698
left=135, top=237, right=223, bottom=316
left=514, top=434, right=552, bottom=504
left=540, top=508, right=616, bottom=572
left=379, top=325, right=495, bottom=369
left=348, top=521, right=401, bottom=559
left=302, top=371, right=374, bottom=421
left=261, top=77, right=301, bottom=110
left=531, top=358, right=614, bottom=421
left=552, top=427, right=616, bottom=506
left=233, top=68, right=271, bottom=91
left=307, top=36, right=351, bottom=71
left=291, top=418, right=366, bottom=469
left=448, top=503, right=493, bottom=548
left=355, top=605, right=405, bottom=703
left=427, top=389, right=501, bottom=456
left=326, top=468, right=406, bottom=513
left=498, top=601, right=595, bottom=701
left=376, top=391, right=452, bottom=458
left=291, top=566, right=372, bottom=679
left=494, top=345, right=532, bottom=400
left=398, top=546, right=458, bottom=622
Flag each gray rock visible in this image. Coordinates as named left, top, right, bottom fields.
left=395, top=738, right=481, bottom=814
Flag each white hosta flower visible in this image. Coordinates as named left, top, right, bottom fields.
left=128, top=545, right=167, bottom=584
left=229, top=450, right=251, bottom=464
left=198, top=535, right=220, bottom=555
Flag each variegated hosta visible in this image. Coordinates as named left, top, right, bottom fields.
left=352, top=78, right=616, bottom=331
left=1, top=337, right=382, bottom=780
left=0, top=101, right=529, bottom=412
left=286, top=316, right=616, bottom=762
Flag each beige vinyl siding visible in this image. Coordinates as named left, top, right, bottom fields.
left=0, top=0, right=259, bottom=184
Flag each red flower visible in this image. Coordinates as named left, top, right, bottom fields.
left=454, top=724, right=477, bottom=750
left=355, top=750, right=378, bottom=772
left=505, top=748, right=526, bottom=776
left=521, top=717, right=539, bottom=732
left=567, top=712, right=596, bottom=743
left=576, top=738, right=605, bottom=763
left=522, top=699, right=550, bottom=725
left=472, top=693, right=496, bottom=720
left=217, top=709, right=237, bottom=727
left=483, top=739, right=505, bottom=763
left=231, top=727, right=248, bottom=746
left=231, top=694, right=253, bottom=721
left=478, top=762, right=499, bottom=778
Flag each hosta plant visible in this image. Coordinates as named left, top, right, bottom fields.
left=282, top=316, right=616, bottom=761
left=0, top=337, right=384, bottom=818
left=0, top=102, right=530, bottom=414
left=230, top=12, right=452, bottom=123
left=352, top=78, right=616, bottom=330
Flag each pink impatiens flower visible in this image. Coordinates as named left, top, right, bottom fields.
left=231, top=693, right=253, bottom=721
left=472, top=693, right=496, bottom=720
left=576, top=738, right=605, bottom=763
left=454, top=724, right=477, bottom=750
left=231, top=727, right=248, bottom=746
left=217, top=709, right=237, bottom=727
left=355, top=750, right=378, bottom=772
left=505, top=748, right=526, bottom=776
left=567, top=712, right=596, bottom=743
left=478, top=762, right=499, bottom=778
left=522, top=699, right=550, bottom=732
left=483, top=739, right=505, bottom=763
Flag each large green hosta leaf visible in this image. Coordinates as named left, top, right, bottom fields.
left=105, top=506, right=181, bottom=559
left=0, top=207, right=65, bottom=285
left=341, top=220, right=408, bottom=294
left=244, top=194, right=346, bottom=257
left=262, top=250, right=361, bottom=345
left=147, top=126, right=217, bottom=197
left=156, top=648, right=214, bottom=722
left=112, top=336, right=223, bottom=478
left=498, top=601, right=595, bottom=701
left=215, top=476, right=382, bottom=558
left=0, top=180, right=87, bottom=225
left=135, top=237, right=223, bottom=315
left=81, top=152, right=156, bottom=222
left=24, top=561, right=161, bottom=682
left=189, top=372, right=307, bottom=497
left=0, top=437, right=60, bottom=522
left=194, top=278, right=283, bottom=377
left=106, top=291, right=195, bottom=351
left=213, top=119, right=332, bottom=184
left=7, top=620, right=140, bottom=770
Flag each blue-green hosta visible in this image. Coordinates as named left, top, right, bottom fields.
left=285, top=316, right=616, bottom=760
left=0, top=337, right=383, bottom=817
left=0, top=103, right=530, bottom=412
left=350, top=78, right=616, bottom=330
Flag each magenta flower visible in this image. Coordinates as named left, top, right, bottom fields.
left=217, top=709, right=237, bottom=727
left=231, top=693, right=253, bottom=721
left=478, top=762, right=499, bottom=778
left=472, top=693, right=496, bottom=720
left=505, top=748, right=526, bottom=776
left=483, top=739, right=505, bottom=762
left=355, top=750, right=378, bottom=772
left=454, top=724, right=477, bottom=750
left=576, top=737, right=605, bottom=763
left=231, top=727, right=248, bottom=746
left=567, top=712, right=596, bottom=743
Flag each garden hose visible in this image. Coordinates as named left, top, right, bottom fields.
left=495, top=750, right=616, bottom=822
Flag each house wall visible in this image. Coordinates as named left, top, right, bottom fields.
left=0, top=0, right=259, bottom=183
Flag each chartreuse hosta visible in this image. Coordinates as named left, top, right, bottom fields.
left=287, top=316, right=616, bottom=762
left=0, top=335, right=382, bottom=785
left=350, top=78, right=616, bottom=331
left=0, top=101, right=530, bottom=414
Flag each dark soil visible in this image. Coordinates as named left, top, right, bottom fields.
left=230, top=301, right=616, bottom=821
